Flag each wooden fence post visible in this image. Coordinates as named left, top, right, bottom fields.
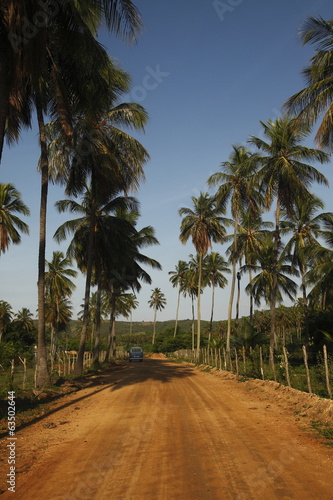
left=282, top=346, right=291, bottom=387
left=234, top=348, right=239, bottom=376
left=10, top=359, right=14, bottom=386
left=259, top=346, right=264, bottom=380
left=19, top=357, right=27, bottom=389
left=323, top=345, right=332, bottom=399
left=270, top=346, right=277, bottom=382
left=302, top=345, right=312, bottom=394
left=242, top=346, right=246, bottom=376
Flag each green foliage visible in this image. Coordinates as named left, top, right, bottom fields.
left=152, top=328, right=192, bottom=353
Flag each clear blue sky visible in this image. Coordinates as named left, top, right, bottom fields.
left=1, top=0, right=333, bottom=322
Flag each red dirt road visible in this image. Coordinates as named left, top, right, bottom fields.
left=1, top=359, right=333, bottom=499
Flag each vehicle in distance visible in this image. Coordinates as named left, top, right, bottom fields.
left=129, top=346, right=143, bottom=362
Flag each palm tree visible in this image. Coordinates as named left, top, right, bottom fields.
left=179, top=193, right=227, bottom=354
left=184, top=256, right=200, bottom=351
left=245, top=237, right=298, bottom=349
left=14, top=308, right=34, bottom=333
left=280, top=195, right=331, bottom=304
left=169, top=261, right=189, bottom=337
left=1, top=1, right=143, bottom=388
left=249, top=116, right=329, bottom=360
left=0, top=0, right=142, bottom=161
left=208, top=145, right=260, bottom=351
left=0, top=301, right=13, bottom=342
left=148, top=288, right=166, bottom=345
left=45, top=251, right=77, bottom=358
left=234, top=211, right=273, bottom=322
left=202, top=252, right=230, bottom=338
left=0, top=183, right=30, bottom=255
left=284, top=17, right=333, bottom=152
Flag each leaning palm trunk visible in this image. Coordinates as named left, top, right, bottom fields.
left=35, top=99, right=51, bottom=388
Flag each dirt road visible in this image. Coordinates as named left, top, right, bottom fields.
left=1, top=359, right=333, bottom=499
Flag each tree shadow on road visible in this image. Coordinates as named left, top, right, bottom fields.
left=110, top=358, right=195, bottom=392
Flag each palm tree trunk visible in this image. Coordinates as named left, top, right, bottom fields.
left=209, top=282, right=215, bottom=346
left=196, top=253, right=202, bottom=355
left=93, top=280, right=102, bottom=367
left=152, top=308, right=157, bottom=344
left=249, top=268, right=254, bottom=323
left=227, top=215, right=238, bottom=352
left=35, top=98, right=51, bottom=388
left=191, top=295, right=195, bottom=352
left=236, top=271, right=241, bottom=320
left=174, top=289, right=181, bottom=337
left=270, top=200, right=281, bottom=366
left=106, top=286, right=116, bottom=362
left=0, top=38, right=9, bottom=163
left=74, top=207, right=95, bottom=374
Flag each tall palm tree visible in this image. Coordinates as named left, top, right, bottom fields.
left=249, top=116, right=329, bottom=360
left=0, top=183, right=30, bottom=255
left=284, top=17, right=333, bottom=152
left=14, top=308, right=34, bottom=334
left=234, top=211, right=273, bottom=322
left=280, top=195, right=331, bottom=304
left=45, top=251, right=77, bottom=358
left=0, top=300, right=13, bottom=342
left=0, top=1, right=143, bottom=388
left=207, top=145, right=260, bottom=351
left=169, top=260, right=189, bottom=337
left=202, top=252, right=230, bottom=337
left=245, top=236, right=299, bottom=349
left=184, top=256, right=200, bottom=351
left=179, top=193, right=227, bottom=354
left=0, top=0, right=142, bottom=161
left=148, top=288, right=166, bottom=345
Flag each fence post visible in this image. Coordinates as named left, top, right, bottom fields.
left=242, top=346, right=246, bottom=376
left=10, top=359, right=14, bottom=386
left=270, top=346, right=277, bottom=382
left=282, top=346, right=291, bottom=387
left=259, top=346, right=264, bottom=380
left=302, top=345, right=312, bottom=394
left=323, top=345, right=332, bottom=399
left=234, top=348, right=239, bottom=375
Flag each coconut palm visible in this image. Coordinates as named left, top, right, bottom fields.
left=169, top=261, right=189, bottom=337
left=245, top=237, right=298, bottom=348
left=14, top=308, right=34, bottom=333
left=1, top=0, right=142, bottom=388
left=0, top=301, right=13, bottom=342
left=184, top=256, right=200, bottom=351
left=208, top=145, right=261, bottom=351
left=148, top=288, right=166, bottom=345
left=249, top=116, right=329, bottom=360
left=284, top=17, right=333, bottom=152
left=202, top=252, right=230, bottom=337
left=179, top=193, right=227, bottom=354
left=45, top=251, right=77, bottom=358
left=234, top=211, right=273, bottom=322
left=0, top=183, right=30, bottom=255
left=280, top=195, right=332, bottom=304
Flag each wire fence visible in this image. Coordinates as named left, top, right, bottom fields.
left=172, top=344, right=332, bottom=399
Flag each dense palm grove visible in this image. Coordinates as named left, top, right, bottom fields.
left=1, top=7, right=333, bottom=386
